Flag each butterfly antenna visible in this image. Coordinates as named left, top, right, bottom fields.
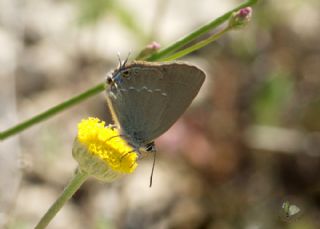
left=116, top=52, right=123, bottom=68
left=149, top=150, right=157, bottom=188
left=123, top=52, right=131, bottom=67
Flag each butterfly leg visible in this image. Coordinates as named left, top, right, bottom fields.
left=144, top=141, right=157, bottom=153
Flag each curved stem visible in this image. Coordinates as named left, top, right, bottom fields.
left=146, top=0, right=258, bottom=61
left=35, top=169, right=89, bottom=229
left=0, top=0, right=258, bottom=141
left=159, top=26, right=231, bottom=62
left=0, top=83, right=105, bottom=140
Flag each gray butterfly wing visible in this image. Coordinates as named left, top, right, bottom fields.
left=107, top=65, right=169, bottom=146
left=151, top=62, right=205, bottom=139
left=106, top=61, right=205, bottom=147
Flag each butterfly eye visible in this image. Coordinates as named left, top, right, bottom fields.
left=106, top=76, right=113, bottom=85
left=122, top=70, right=130, bottom=78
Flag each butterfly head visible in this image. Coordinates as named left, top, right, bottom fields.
left=106, top=54, right=131, bottom=87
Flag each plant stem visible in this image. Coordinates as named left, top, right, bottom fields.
left=146, top=0, right=257, bottom=61
left=35, top=169, right=89, bottom=229
left=0, top=0, right=258, bottom=141
left=0, top=83, right=105, bottom=140
left=159, top=26, right=231, bottom=62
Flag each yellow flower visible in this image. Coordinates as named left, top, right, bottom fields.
left=72, top=117, right=138, bottom=182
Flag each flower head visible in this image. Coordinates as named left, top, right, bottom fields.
left=136, top=41, right=161, bottom=59
left=72, top=117, right=138, bottom=182
left=229, top=7, right=252, bottom=29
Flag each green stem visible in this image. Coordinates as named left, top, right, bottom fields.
left=146, top=0, right=257, bottom=61
left=0, top=0, right=258, bottom=141
left=35, top=169, right=89, bottom=229
left=0, top=83, right=105, bottom=140
left=160, top=26, right=231, bottom=62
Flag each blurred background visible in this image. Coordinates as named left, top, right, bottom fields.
left=1, top=0, right=320, bottom=228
